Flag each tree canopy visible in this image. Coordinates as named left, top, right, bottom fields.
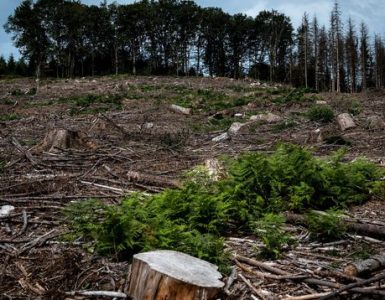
left=3, top=0, right=385, bottom=92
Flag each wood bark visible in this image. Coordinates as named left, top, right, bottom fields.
left=127, top=171, right=180, bottom=188
left=336, top=113, right=356, bottom=131
left=128, top=250, right=224, bottom=300
left=344, top=254, right=385, bottom=277
left=284, top=212, right=385, bottom=239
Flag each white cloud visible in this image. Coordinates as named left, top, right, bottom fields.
left=243, top=0, right=332, bottom=28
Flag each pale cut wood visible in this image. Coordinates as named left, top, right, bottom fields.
left=344, top=253, right=385, bottom=277
left=170, top=104, right=192, bottom=115
left=128, top=250, right=224, bottom=300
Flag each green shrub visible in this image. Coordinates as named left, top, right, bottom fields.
left=65, top=144, right=384, bottom=268
left=273, top=88, right=315, bottom=104
left=65, top=172, right=230, bottom=269
left=0, top=98, right=15, bottom=105
left=60, top=93, right=123, bottom=115
left=306, top=209, right=347, bottom=241
left=348, top=100, right=362, bottom=116
left=307, top=105, right=334, bottom=123
left=27, top=87, right=37, bottom=95
left=0, top=113, right=19, bottom=121
left=253, top=213, right=293, bottom=259
left=0, top=160, right=5, bottom=172
left=272, top=119, right=297, bottom=133
left=10, top=88, right=23, bottom=96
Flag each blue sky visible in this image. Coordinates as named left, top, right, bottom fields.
left=1, top=0, right=384, bottom=59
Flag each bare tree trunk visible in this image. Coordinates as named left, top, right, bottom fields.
left=132, top=47, right=136, bottom=76
left=115, top=46, right=118, bottom=76
left=35, top=62, right=41, bottom=93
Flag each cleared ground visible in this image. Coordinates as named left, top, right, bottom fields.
left=0, top=76, right=384, bottom=299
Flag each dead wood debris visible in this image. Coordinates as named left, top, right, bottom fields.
left=1, top=76, right=385, bottom=299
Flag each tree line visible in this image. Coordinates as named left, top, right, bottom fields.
left=3, top=0, right=385, bottom=92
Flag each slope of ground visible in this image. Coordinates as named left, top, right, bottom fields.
left=0, top=76, right=384, bottom=299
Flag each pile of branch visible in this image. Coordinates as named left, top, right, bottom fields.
left=231, top=254, right=385, bottom=300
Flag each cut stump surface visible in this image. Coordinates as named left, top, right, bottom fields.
left=128, top=250, right=224, bottom=300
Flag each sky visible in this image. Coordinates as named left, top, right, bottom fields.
left=1, top=0, right=385, bottom=59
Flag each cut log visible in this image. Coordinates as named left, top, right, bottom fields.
left=128, top=250, right=224, bottom=300
left=344, top=254, right=385, bottom=277
left=337, top=113, right=356, bottom=131
left=127, top=171, right=180, bottom=188
left=250, top=113, right=282, bottom=124
left=284, top=212, right=385, bottom=239
left=170, top=104, right=192, bottom=115
left=212, top=132, right=229, bottom=142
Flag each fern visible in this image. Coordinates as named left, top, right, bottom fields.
left=65, top=144, right=384, bottom=268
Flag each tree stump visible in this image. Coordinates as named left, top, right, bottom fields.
left=337, top=113, right=356, bottom=131
left=128, top=250, right=224, bottom=300
left=37, top=129, right=97, bottom=153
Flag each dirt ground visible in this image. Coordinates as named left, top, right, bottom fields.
left=0, top=76, right=385, bottom=299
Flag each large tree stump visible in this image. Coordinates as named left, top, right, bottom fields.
left=337, top=113, right=356, bottom=131
left=128, top=250, right=224, bottom=300
left=36, top=129, right=97, bottom=153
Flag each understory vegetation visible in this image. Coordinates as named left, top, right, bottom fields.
left=65, top=144, right=384, bottom=267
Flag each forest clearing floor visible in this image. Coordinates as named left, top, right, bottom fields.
left=1, top=75, right=385, bottom=299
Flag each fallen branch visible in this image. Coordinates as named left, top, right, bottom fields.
left=65, top=290, right=127, bottom=298
left=235, top=254, right=385, bottom=297
left=127, top=171, right=180, bottom=188
left=283, top=292, right=331, bottom=300
left=11, top=137, right=39, bottom=166
left=284, top=212, right=385, bottom=239
left=238, top=273, right=268, bottom=300
left=319, top=272, right=385, bottom=300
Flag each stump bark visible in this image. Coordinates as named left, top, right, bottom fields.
left=128, top=250, right=224, bottom=300
left=37, top=129, right=97, bottom=153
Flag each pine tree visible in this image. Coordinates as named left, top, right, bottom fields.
left=330, top=0, right=343, bottom=92
left=312, top=15, right=320, bottom=91
left=0, top=56, right=7, bottom=75
left=360, top=22, right=370, bottom=91
left=345, top=18, right=358, bottom=93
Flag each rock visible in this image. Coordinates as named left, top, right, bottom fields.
left=170, top=104, right=192, bottom=115
left=212, top=132, right=229, bottom=142
left=366, top=115, right=385, bottom=130
left=250, top=112, right=282, bottom=123
left=128, top=250, right=224, bottom=300
left=0, top=205, right=15, bottom=217
left=337, top=113, right=356, bottom=131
